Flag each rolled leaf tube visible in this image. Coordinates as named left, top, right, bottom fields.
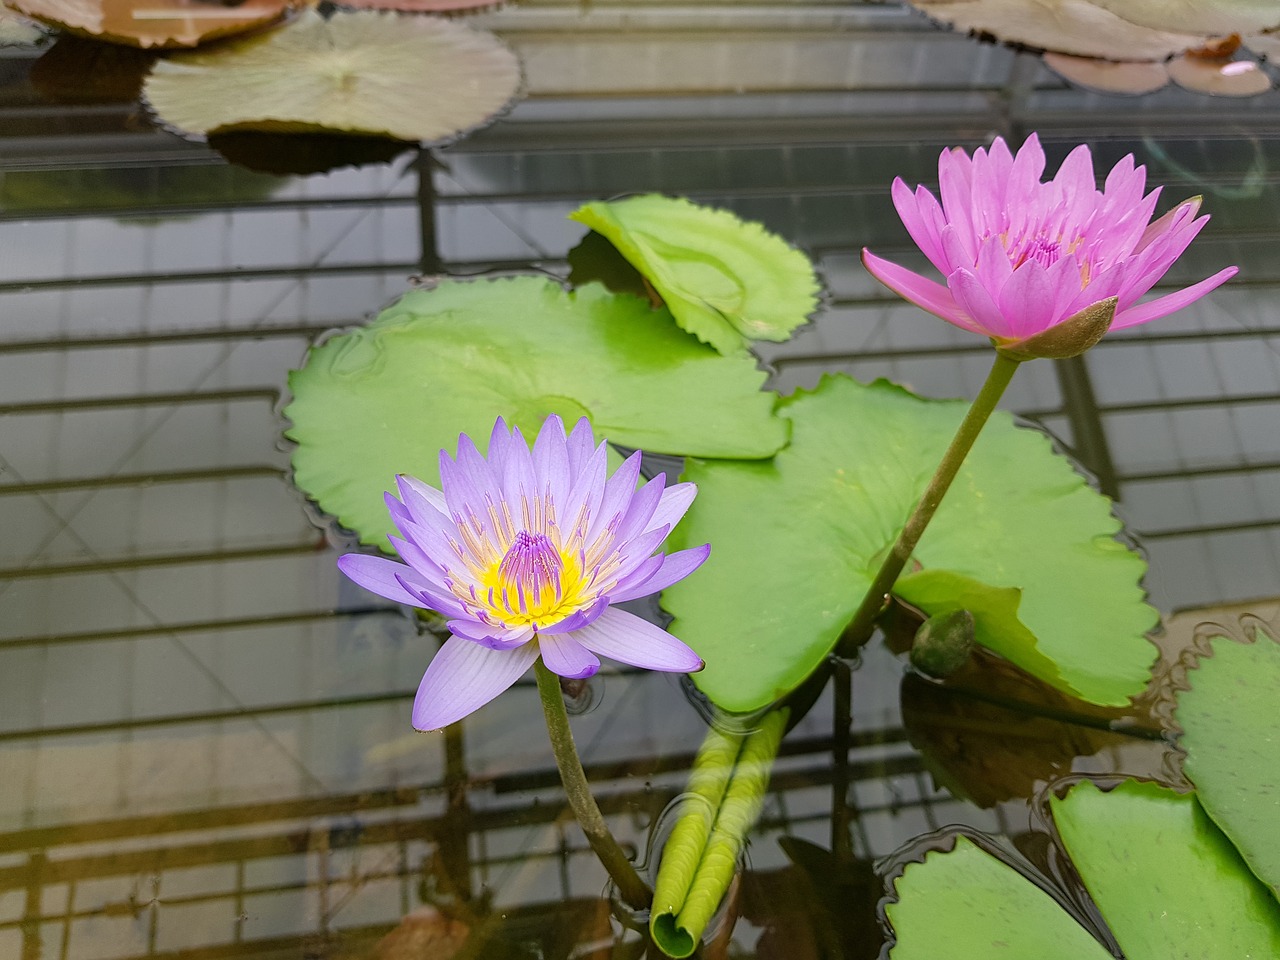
left=650, top=708, right=789, bottom=957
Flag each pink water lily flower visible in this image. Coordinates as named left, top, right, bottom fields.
left=862, top=134, right=1238, bottom=357
left=338, top=416, right=710, bottom=731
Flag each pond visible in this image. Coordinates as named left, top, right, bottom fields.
left=2, top=3, right=1280, bottom=959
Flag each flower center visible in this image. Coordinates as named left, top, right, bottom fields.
left=472, top=529, right=588, bottom=628
left=1019, top=236, right=1060, bottom=268
left=498, top=530, right=564, bottom=607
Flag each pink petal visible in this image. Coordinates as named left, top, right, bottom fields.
left=572, top=607, right=704, bottom=673
left=538, top=635, right=600, bottom=679
left=996, top=261, right=1061, bottom=340
left=1111, top=267, right=1238, bottom=330
left=947, top=268, right=1012, bottom=338
left=412, top=635, right=538, bottom=731
left=609, top=544, right=711, bottom=602
left=1135, top=195, right=1196, bottom=253
left=891, top=178, right=949, bottom=274
left=861, top=249, right=982, bottom=333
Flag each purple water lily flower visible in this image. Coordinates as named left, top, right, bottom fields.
left=862, top=133, right=1238, bottom=357
left=338, top=416, right=710, bottom=731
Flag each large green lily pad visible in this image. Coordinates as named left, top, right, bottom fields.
left=1052, top=780, right=1280, bottom=958
left=569, top=195, right=821, bottom=356
left=1178, top=623, right=1280, bottom=899
left=663, top=375, right=1156, bottom=713
left=285, top=277, right=787, bottom=548
left=887, top=835, right=1113, bottom=959
left=887, top=780, right=1280, bottom=958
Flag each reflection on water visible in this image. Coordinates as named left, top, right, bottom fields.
left=2, top=5, right=1280, bottom=957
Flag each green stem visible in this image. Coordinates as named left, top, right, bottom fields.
left=534, top=659, right=653, bottom=910
left=840, top=350, right=1022, bottom=652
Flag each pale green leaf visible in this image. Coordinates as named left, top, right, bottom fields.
left=569, top=195, right=820, bottom=355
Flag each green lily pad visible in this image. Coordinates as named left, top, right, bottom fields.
left=284, top=276, right=787, bottom=548
left=887, top=835, right=1114, bottom=960
left=887, top=780, right=1280, bottom=959
left=663, top=375, right=1155, bottom=713
left=143, top=9, right=521, bottom=141
left=1052, top=780, right=1280, bottom=958
left=1178, top=623, right=1280, bottom=899
left=568, top=195, right=821, bottom=356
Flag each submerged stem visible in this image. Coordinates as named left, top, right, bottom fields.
left=840, top=350, right=1022, bottom=652
left=534, top=658, right=653, bottom=910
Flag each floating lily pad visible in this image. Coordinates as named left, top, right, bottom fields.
left=1052, top=780, right=1280, bottom=958
left=909, top=0, right=1208, bottom=61
left=887, top=835, right=1113, bottom=960
left=1042, top=52, right=1170, bottom=95
left=887, top=780, right=1280, bottom=959
left=284, top=277, right=787, bottom=548
left=569, top=195, right=821, bottom=356
left=664, top=375, right=1155, bottom=713
left=1167, top=53, right=1273, bottom=95
left=11, top=0, right=293, bottom=48
left=1086, top=0, right=1280, bottom=35
left=336, top=0, right=505, bottom=11
left=0, top=6, right=49, bottom=45
left=1178, top=624, right=1280, bottom=899
left=143, top=9, right=522, bottom=141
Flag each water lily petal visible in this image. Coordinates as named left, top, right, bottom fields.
left=861, top=249, right=981, bottom=333
left=948, top=268, right=1014, bottom=339
left=1112, top=266, right=1239, bottom=329
left=447, top=617, right=533, bottom=649
left=396, top=474, right=450, bottom=525
left=338, top=553, right=436, bottom=607
left=891, top=177, right=949, bottom=274
left=585, top=449, right=643, bottom=546
left=538, top=634, right=601, bottom=679
left=573, top=607, right=704, bottom=672
left=610, top=544, right=711, bottom=602
left=532, top=414, right=572, bottom=507
left=412, top=635, right=538, bottom=731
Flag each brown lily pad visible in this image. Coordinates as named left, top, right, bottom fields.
left=335, top=0, right=506, bottom=12
left=143, top=9, right=523, bottom=141
left=910, top=0, right=1209, bottom=61
left=9, top=0, right=294, bottom=48
left=1042, top=51, right=1170, bottom=94
left=1167, top=51, right=1273, bottom=94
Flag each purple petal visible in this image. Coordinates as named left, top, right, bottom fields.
left=412, top=635, right=538, bottom=731
left=338, top=554, right=434, bottom=608
left=1111, top=267, right=1238, bottom=330
left=609, top=544, right=711, bottom=602
left=396, top=474, right=449, bottom=525
left=388, top=535, right=448, bottom=581
left=566, top=417, right=597, bottom=477
left=644, top=481, right=697, bottom=537
left=538, top=596, right=610, bottom=635
left=533, top=414, right=572, bottom=508
left=585, top=449, right=643, bottom=546
left=614, top=473, right=666, bottom=543
left=572, top=607, right=704, bottom=673
left=538, top=635, right=601, bottom=679
left=561, top=441, right=608, bottom=539
left=861, top=249, right=982, bottom=333
left=447, top=618, right=534, bottom=649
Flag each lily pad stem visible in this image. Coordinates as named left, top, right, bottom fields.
left=840, top=350, right=1022, bottom=652
left=535, top=658, right=654, bottom=910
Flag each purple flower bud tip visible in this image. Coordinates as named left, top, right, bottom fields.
left=338, top=415, right=710, bottom=730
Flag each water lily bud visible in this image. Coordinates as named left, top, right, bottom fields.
left=909, top=609, right=976, bottom=678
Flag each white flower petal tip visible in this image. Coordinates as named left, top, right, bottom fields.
left=338, top=415, right=712, bottom=727
left=863, top=134, right=1237, bottom=351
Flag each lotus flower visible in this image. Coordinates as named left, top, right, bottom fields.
left=862, top=134, right=1238, bottom=358
left=338, top=416, right=710, bottom=731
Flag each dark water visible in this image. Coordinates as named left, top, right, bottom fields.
left=3, top=6, right=1280, bottom=958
